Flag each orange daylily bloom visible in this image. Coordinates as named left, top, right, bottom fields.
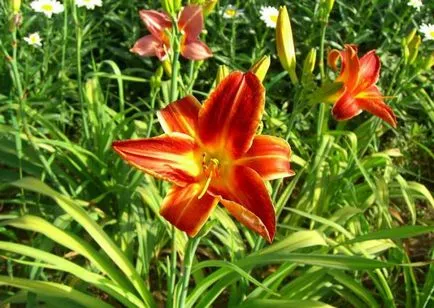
left=327, top=44, right=397, bottom=127
left=130, top=5, right=212, bottom=61
left=113, top=72, right=294, bottom=242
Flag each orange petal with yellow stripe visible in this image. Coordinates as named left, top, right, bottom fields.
left=236, top=135, right=294, bottom=181
left=210, top=165, right=275, bottom=242
left=157, top=95, right=201, bottom=137
left=112, top=133, right=201, bottom=186
left=198, top=71, right=265, bottom=158
left=160, top=183, right=219, bottom=236
left=357, top=86, right=397, bottom=127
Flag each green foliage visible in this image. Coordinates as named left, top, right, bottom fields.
left=0, top=0, right=433, bottom=307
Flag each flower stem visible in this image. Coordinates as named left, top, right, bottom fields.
left=317, top=22, right=329, bottom=139
left=72, top=3, right=90, bottom=140
left=178, top=236, right=200, bottom=308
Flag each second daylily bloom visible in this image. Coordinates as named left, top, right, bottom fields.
left=131, top=5, right=212, bottom=61
left=327, top=44, right=397, bottom=127
left=113, top=72, right=294, bottom=243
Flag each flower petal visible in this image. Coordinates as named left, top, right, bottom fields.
left=139, top=10, right=172, bottom=38
left=157, top=95, right=201, bottom=137
left=236, top=135, right=294, bottom=181
left=130, top=35, right=165, bottom=59
left=356, top=86, right=397, bottom=127
left=112, top=133, right=201, bottom=186
left=178, top=5, right=203, bottom=39
left=181, top=39, right=213, bottom=60
left=331, top=90, right=362, bottom=121
left=160, top=184, right=218, bottom=237
left=210, top=165, right=276, bottom=242
left=327, top=49, right=341, bottom=71
left=198, top=71, right=265, bottom=158
left=355, top=50, right=381, bottom=92
left=336, top=45, right=360, bottom=92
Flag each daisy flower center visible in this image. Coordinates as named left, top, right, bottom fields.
left=225, top=9, right=237, bottom=17
left=41, top=4, right=54, bottom=12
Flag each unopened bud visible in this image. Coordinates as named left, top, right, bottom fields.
left=216, top=65, right=230, bottom=85
left=276, top=6, right=298, bottom=85
left=249, top=55, right=270, bottom=82
left=161, top=0, right=181, bottom=14
left=302, top=48, right=316, bottom=75
left=407, top=34, right=421, bottom=65
left=11, top=0, right=21, bottom=13
left=162, top=59, right=172, bottom=77
left=422, top=52, right=434, bottom=70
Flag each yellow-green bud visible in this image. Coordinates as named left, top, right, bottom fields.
left=422, top=52, right=434, bottom=70
left=408, top=34, right=421, bottom=65
left=249, top=55, right=270, bottom=82
left=162, top=59, right=172, bottom=77
left=303, top=48, right=316, bottom=75
left=276, top=6, right=298, bottom=85
left=216, top=65, right=230, bottom=85
left=11, top=0, right=21, bottom=13
left=161, top=0, right=181, bottom=14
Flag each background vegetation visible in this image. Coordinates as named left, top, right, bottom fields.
left=0, top=0, right=433, bottom=307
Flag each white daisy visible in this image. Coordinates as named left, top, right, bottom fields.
left=75, top=0, right=102, bottom=10
left=221, top=5, right=244, bottom=19
left=420, top=23, right=434, bottom=40
left=30, top=0, right=64, bottom=18
left=259, top=6, right=279, bottom=28
left=24, top=32, right=43, bottom=47
left=407, top=0, right=423, bottom=10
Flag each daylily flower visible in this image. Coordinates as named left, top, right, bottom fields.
left=131, top=5, right=212, bottom=61
left=112, top=72, right=294, bottom=242
left=327, top=44, right=397, bottom=127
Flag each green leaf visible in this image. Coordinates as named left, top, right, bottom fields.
left=10, top=178, right=155, bottom=308
left=237, top=298, right=335, bottom=308
left=0, top=275, right=112, bottom=308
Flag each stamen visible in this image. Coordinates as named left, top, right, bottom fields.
left=198, top=158, right=219, bottom=200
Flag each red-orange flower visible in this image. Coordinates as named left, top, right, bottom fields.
left=327, top=44, right=397, bottom=127
left=130, top=5, right=212, bottom=61
left=112, top=72, right=294, bottom=242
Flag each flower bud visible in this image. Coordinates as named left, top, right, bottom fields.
left=319, top=0, right=334, bottom=23
left=276, top=6, right=298, bottom=84
left=162, top=59, right=172, bottom=77
left=161, top=0, right=181, bottom=14
left=249, top=55, right=270, bottom=82
left=422, top=52, right=434, bottom=70
left=301, top=48, right=316, bottom=85
left=202, top=0, right=218, bottom=16
left=302, top=48, right=316, bottom=75
left=216, top=65, right=230, bottom=85
left=402, top=29, right=420, bottom=65
left=407, top=34, right=421, bottom=65
left=10, top=0, right=21, bottom=13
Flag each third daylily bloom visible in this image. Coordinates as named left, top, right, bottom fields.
left=131, top=5, right=212, bottom=61
left=327, top=45, right=397, bottom=127
left=113, top=72, right=294, bottom=242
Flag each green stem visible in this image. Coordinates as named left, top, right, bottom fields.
left=318, top=24, right=327, bottom=81
left=72, top=4, right=90, bottom=140
left=167, top=226, right=177, bottom=308
left=170, top=51, right=180, bottom=102
left=317, top=22, right=329, bottom=139
left=8, top=26, right=25, bottom=208
left=178, top=237, right=200, bottom=308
